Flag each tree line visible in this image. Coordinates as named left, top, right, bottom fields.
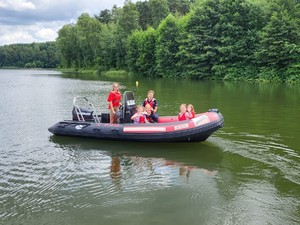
left=1, top=0, right=299, bottom=83
left=0, top=42, right=59, bottom=68
left=56, top=0, right=300, bottom=83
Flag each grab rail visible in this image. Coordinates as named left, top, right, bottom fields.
left=73, top=96, right=101, bottom=123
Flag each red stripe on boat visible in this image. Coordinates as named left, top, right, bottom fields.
left=123, top=115, right=212, bottom=133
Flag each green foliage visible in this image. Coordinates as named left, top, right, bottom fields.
left=136, top=0, right=192, bottom=30
left=97, top=23, right=118, bottom=70
left=117, top=1, right=140, bottom=35
left=55, top=0, right=300, bottom=83
left=255, top=5, right=300, bottom=77
left=285, top=63, right=300, bottom=83
left=222, top=65, right=259, bottom=81
left=156, top=14, right=181, bottom=78
left=136, top=1, right=152, bottom=30
left=257, top=67, right=283, bottom=83
left=95, top=9, right=113, bottom=24
left=168, top=0, right=191, bottom=15
left=0, top=42, right=59, bottom=68
left=3, top=0, right=299, bottom=83
left=105, top=70, right=128, bottom=77
left=76, top=13, right=103, bottom=68
left=127, top=28, right=157, bottom=77
left=126, top=30, right=142, bottom=73
left=149, top=0, right=170, bottom=28
left=140, top=28, right=157, bottom=77
left=177, top=0, right=264, bottom=79
left=56, top=24, right=79, bottom=68
left=114, top=2, right=141, bottom=69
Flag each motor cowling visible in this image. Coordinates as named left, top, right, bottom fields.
left=119, top=91, right=137, bottom=123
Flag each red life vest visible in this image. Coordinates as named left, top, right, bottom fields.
left=133, top=114, right=146, bottom=123
left=187, top=111, right=195, bottom=119
left=191, top=111, right=195, bottom=118
left=178, top=113, right=187, bottom=121
left=139, top=115, right=146, bottom=123
left=143, top=98, right=156, bottom=109
left=145, top=111, right=155, bottom=123
left=107, top=91, right=121, bottom=109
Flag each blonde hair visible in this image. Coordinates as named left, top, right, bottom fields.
left=148, top=90, right=154, bottom=95
left=136, top=105, right=144, bottom=111
left=180, top=103, right=187, bottom=111
left=188, top=104, right=195, bottom=112
left=112, top=82, right=119, bottom=91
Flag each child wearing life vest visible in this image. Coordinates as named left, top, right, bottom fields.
left=144, top=104, right=156, bottom=123
left=178, top=104, right=188, bottom=121
left=186, top=104, right=195, bottom=119
left=142, top=90, right=158, bottom=122
left=131, top=105, right=149, bottom=124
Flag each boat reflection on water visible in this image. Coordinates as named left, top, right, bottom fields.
left=109, top=155, right=217, bottom=181
left=49, top=135, right=222, bottom=188
left=110, top=156, right=121, bottom=178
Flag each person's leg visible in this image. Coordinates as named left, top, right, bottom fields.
left=153, top=113, right=159, bottom=123
left=109, top=108, right=115, bottom=124
left=114, top=107, right=120, bottom=123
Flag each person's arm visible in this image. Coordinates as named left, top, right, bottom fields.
left=131, top=113, right=138, bottom=120
left=144, top=114, right=149, bottom=123
left=108, top=92, right=115, bottom=113
left=153, top=99, right=158, bottom=113
left=185, top=112, right=190, bottom=120
left=186, top=111, right=192, bottom=119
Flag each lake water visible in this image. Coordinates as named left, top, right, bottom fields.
left=0, top=69, right=299, bottom=225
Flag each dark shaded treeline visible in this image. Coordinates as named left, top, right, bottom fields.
left=1, top=0, right=299, bottom=83
left=0, top=42, right=60, bottom=68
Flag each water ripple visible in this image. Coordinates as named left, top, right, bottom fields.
left=213, top=131, right=300, bottom=185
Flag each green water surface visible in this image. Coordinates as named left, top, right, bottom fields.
left=0, top=69, right=299, bottom=225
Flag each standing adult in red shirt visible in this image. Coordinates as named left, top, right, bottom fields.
left=107, top=82, right=122, bottom=124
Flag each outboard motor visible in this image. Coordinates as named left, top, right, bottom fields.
left=119, top=91, right=137, bottom=123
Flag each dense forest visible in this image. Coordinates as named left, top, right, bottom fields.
left=0, top=0, right=299, bottom=83
left=0, top=42, right=59, bottom=68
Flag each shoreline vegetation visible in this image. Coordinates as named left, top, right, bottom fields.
left=58, top=68, right=128, bottom=76
left=0, top=0, right=299, bottom=84
left=58, top=68, right=129, bottom=80
left=1, top=67, right=299, bottom=84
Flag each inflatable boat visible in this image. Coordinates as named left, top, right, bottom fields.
left=48, top=92, right=224, bottom=142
